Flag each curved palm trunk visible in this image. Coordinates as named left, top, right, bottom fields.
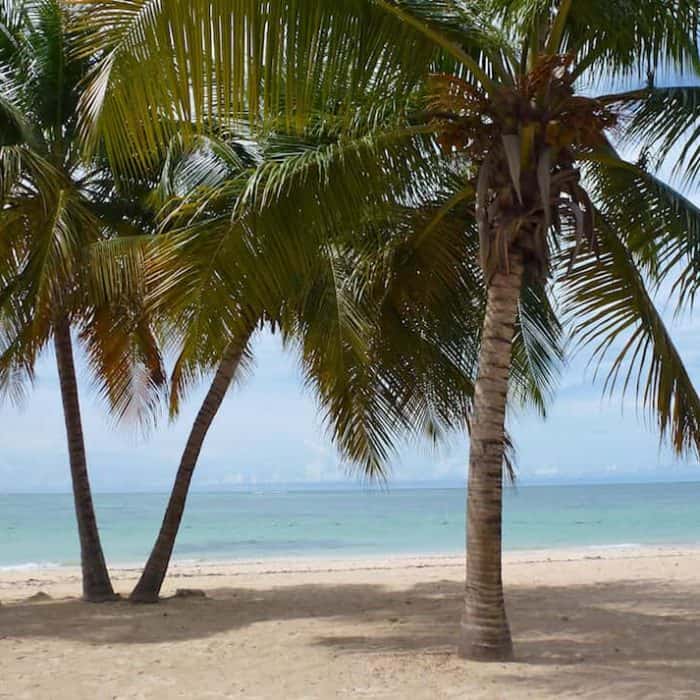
left=54, top=316, right=116, bottom=602
left=130, top=337, right=249, bottom=603
left=459, top=252, right=523, bottom=662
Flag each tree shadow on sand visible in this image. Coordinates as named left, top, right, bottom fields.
left=2, top=577, right=699, bottom=696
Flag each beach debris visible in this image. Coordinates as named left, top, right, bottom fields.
left=25, top=592, right=52, bottom=603
left=173, top=588, right=207, bottom=599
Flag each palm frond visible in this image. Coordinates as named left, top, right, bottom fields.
left=0, top=3, right=169, bottom=429
left=79, top=310, right=167, bottom=431
left=568, top=1, right=699, bottom=80
left=72, top=0, right=500, bottom=170
left=562, top=212, right=700, bottom=458
left=511, top=278, right=564, bottom=416
left=0, top=84, right=36, bottom=147
left=488, top=0, right=700, bottom=81
left=583, top=152, right=700, bottom=310
left=606, top=85, right=700, bottom=187
left=234, top=125, right=445, bottom=222
left=0, top=310, right=37, bottom=407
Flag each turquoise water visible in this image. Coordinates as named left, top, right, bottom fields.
left=1, top=483, right=700, bottom=568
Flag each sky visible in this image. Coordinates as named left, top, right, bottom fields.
left=1, top=306, right=699, bottom=493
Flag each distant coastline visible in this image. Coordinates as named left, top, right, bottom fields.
left=3, top=475, right=700, bottom=496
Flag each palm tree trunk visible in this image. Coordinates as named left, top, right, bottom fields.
left=458, top=252, right=523, bottom=662
left=54, top=316, right=116, bottom=602
left=130, top=337, right=249, bottom=603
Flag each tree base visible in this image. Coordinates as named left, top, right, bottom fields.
left=129, top=589, right=161, bottom=604
left=457, top=620, right=515, bottom=662
left=83, top=591, right=121, bottom=604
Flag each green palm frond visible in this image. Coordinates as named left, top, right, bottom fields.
left=152, top=132, right=259, bottom=208
left=374, top=0, right=507, bottom=84
left=566, top=1, right=699, bottom=79
left=0, top=87, right=35, bottom=147
left=584, top=153, right=700, bottom=309
left=0, top=318, right=37, bottom=406
left=0, top=146, right=61, bottom=204
left=609, top=85, right=700, bottom=187
left=489, top=0, right=700, bottom=80
left=233, top=126, right=445, bottom=223
left=511, top=279, right=563, bottom=417
left=26, top=0, right=74, bottom=132
left=291, top=239, right=471, bottom=480
left=79, top=310, right=167, bottom=430
left=0, top=1, right=30, bottom=69
left=88, top=217, right=257, bottom=420
left=562, top=214, right=700, bottom=458
left=84, top=232, right=170, bottom=428
left=290, top=250, right=395, bottom=479
left=292, top=183, right=561, bottom=474
left=21, top=189, right=101, bottom=332
left=73, top=0, right=463, bottom=170
left=152, top=126, right=454, bottom=333
left=0, top=2, right=168, bottom=428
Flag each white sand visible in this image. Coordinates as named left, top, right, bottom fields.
left=1, top=546, right=699, bottom=698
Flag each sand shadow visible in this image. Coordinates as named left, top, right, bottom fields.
left=2, top=577, right=699, bottom=695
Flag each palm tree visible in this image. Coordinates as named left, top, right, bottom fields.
left=78, top=0, right=700, bottom=657
left=116, top=130, right=551, bottom=603
left=118, top=134, right=263, bottom=602
left=0, top=0, right=166, bottom=601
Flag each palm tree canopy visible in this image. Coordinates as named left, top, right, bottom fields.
left=78, top=0, right=700, bottom=459
left=0, top=0, right=167, bottom=424
left=94, top=119, right=559, bottom=478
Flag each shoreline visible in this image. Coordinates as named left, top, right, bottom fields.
left=2, top=543, right=699, bottom=600
left=2, top=539, right=700, bottom=572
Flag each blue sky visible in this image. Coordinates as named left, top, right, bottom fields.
left=1, top=306, right=699, bottom=493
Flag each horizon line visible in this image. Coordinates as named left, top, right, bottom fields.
left=3, top=476, right=700, bottom=496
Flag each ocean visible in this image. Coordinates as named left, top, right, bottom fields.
left=1, top=482, right=699, bottom=569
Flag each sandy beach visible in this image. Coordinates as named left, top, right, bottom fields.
left=1, top=546, right=699, bottom=699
